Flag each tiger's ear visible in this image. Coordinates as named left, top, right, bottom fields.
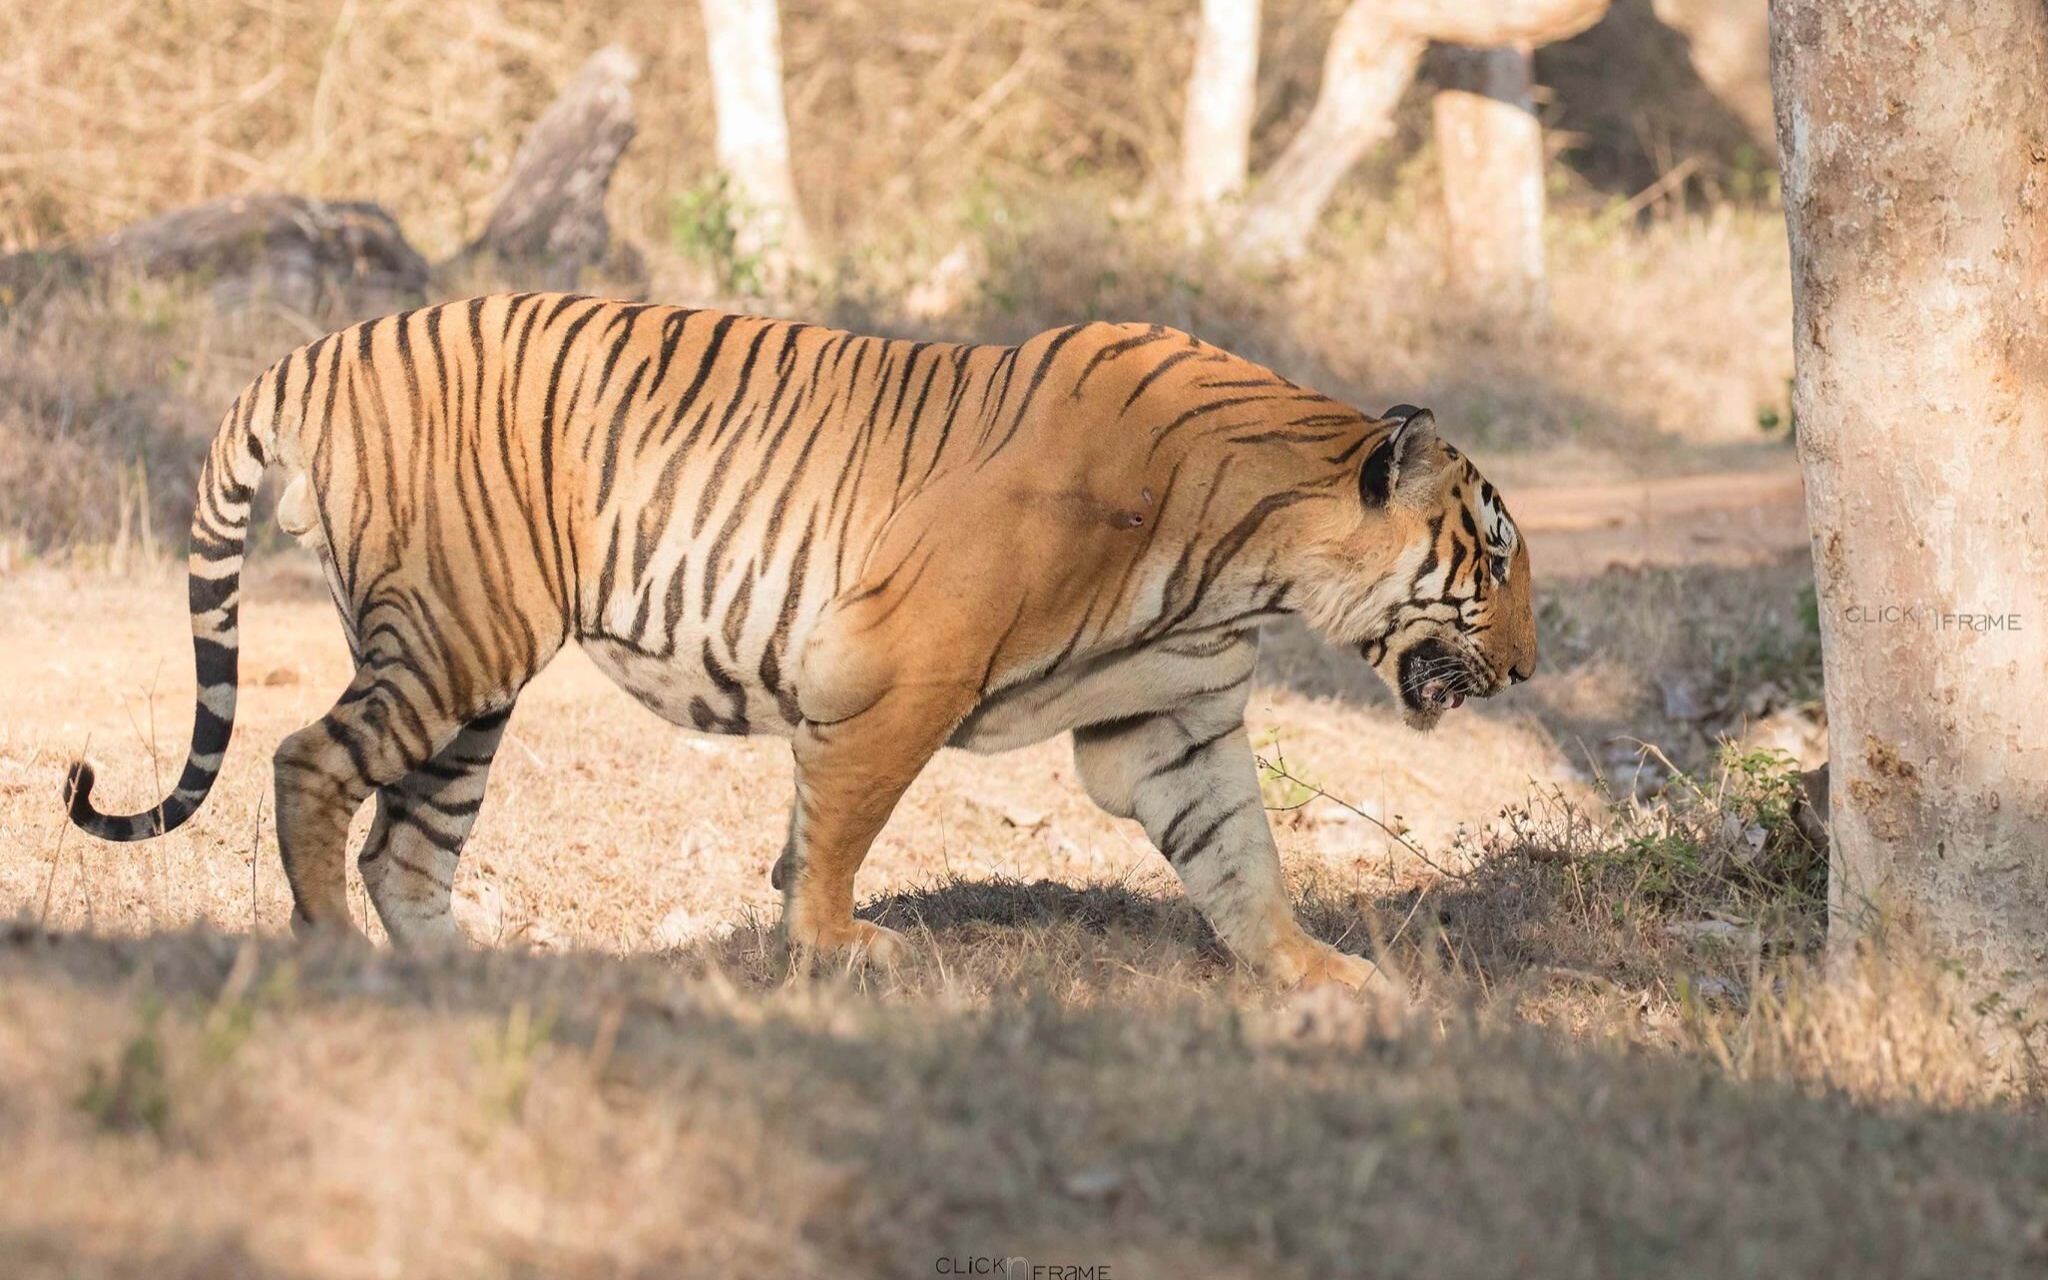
left=1359, top=405, right=1439, bottom=509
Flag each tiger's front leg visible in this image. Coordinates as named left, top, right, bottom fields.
left=782, top=594, right=985, bottom=971
left=1070, top=683, right=1382, bottom=993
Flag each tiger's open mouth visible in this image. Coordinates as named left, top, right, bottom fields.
left=1393, top=637, right=1487, bottom=721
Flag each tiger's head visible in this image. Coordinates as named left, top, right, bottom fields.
left=1290, top=404, right=1537, bottom=730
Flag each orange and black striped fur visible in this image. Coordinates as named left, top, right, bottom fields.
left=64, top=295, right=1536, bottom=989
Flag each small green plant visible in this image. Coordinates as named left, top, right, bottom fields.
left=201, top=950, right=295, bottom=1068
left=1604, top=744, right=1823, bottom=932
left=78, top=995, right=171, bottom=1138
left=1757, top=378, right=1798, bottom=440
left=1250, top=731, right=1318, bottom=811
left=669, top=175, right=767, bottom=295
left=1487, top=744, right=1824, bottom=951
left=474, top=1001, right=557, bottom=1125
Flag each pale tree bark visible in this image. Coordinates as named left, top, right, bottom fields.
left=1432, top=46, right=1545, bottom=314
left=1231, top=2, right=1421, bottom=260
left=1233, top=0, right=1608, bottom=260
left=1773, top=0, right=2048, bottom=1010
left=1654, top=0, right=1775, bottom=161
left=461, top=45, right=640, bottom=288
left=1179, top=0, right=1262, bottom=219
left=698, top=0, right=811, bottom=272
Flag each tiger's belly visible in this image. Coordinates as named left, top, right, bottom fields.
left=581, top=635, right=800, bottom=739
left=582, top=622, right=1259, bottom=753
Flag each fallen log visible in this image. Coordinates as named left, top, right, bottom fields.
left=1, top=44, right=644, bottom=312
left=0, top=194, right=427, bottom=313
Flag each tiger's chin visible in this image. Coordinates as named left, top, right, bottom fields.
left=1377, top=636, right=1486, bottom=732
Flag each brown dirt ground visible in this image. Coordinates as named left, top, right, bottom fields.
left=0, top=463, right=1808, bottom=951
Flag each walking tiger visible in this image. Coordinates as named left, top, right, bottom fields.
left=64, top=295, right=1536, bottom=990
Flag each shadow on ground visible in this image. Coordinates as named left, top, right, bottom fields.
left=4, top=916, right=2045, bottom=1279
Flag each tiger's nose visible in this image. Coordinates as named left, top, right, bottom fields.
left=1508, top=659, right=1535, bottom=685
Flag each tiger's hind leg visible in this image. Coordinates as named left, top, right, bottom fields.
left=273, top=639, right=520, bottom=941
left=357, top=705, right=514, bottom=949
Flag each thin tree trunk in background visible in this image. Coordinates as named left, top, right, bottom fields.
left=698, top=0, right=811, bottom=271
left=1231, top=2, right=1422, bottom=259
left=1772, top=0, right=2048, bottom=1013
left=1232, top=0, right=1608, bottom=261
left=1654, top=0, right=1775, bottom=161
left=1179, top=0, right=1262, bottom=220
left=1433, top=46, right=1545, bottom=315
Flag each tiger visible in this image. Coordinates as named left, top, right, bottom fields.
left=62, top=294, right=1536, bottom=991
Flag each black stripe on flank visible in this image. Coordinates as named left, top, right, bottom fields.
left=1119, top=346, right=1202, bottom=414
left=979, top=324, right=1083, bottom=461
left=655, top=313, right=740, bottom=447
left=1069, top=324, right=1166, bottom=398
left=1150, top=724, right=1236, bottom=778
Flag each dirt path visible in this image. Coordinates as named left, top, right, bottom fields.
left=1518, top=462, right=1808, bottom=576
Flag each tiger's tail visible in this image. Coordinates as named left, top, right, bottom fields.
left=65, top=367, right=284, bottom=840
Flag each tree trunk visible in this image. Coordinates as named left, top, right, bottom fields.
left=1232, top=2, right=1422, bottom=260
left=462, top=45, right=640, bottom=289
left=698, top=0, right=811, bottom=272
left=1232, top=0, right=1608, bottom=261
left=1179, top=0, right=1263, bottom=219
left=1772, top=0, right=2048, bottom=1010
left=1432, top=46, right=1546, bottom=315
left=1654, top=0, right=1775, bottom=161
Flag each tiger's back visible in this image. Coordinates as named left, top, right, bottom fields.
left=284, top=296, right=1176, bottom=739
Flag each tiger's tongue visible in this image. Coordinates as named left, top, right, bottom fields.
left=1422, top=679, right=1464, bottom=711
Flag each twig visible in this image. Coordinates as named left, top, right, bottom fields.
left=1542, top=964, right=1640, bottom=1003
left=39, top=795, right=76, bottom=932
left=1383, top=881, right=1433, bottom=954
left=1616, top=155, right=1702, bottom=221
left=42, top=733, right=96, bottom=929
left=246, top=789, right=266, bottom=936
left=1256, top=754, right=1472, bottom=882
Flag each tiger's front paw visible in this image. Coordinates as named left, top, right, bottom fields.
left=784, top=917, right=907, bottom=972
left=1264, top=933, right=1381, bottom=994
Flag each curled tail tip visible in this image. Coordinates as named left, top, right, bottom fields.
left=63, top=760, right=97, bottom=826
left=63, top=760, right=181, bottom=841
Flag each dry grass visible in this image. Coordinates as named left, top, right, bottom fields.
left=0, top=0, right=1765, bottom=257
left=0, top=0, right=1336, bottom=256
left=1, top=926, right=2044, bottom=1280
left=3, top=550, right=2045, bottom=1275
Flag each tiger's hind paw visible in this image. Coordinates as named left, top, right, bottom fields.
left=785, top=917, right=907, bottom=974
